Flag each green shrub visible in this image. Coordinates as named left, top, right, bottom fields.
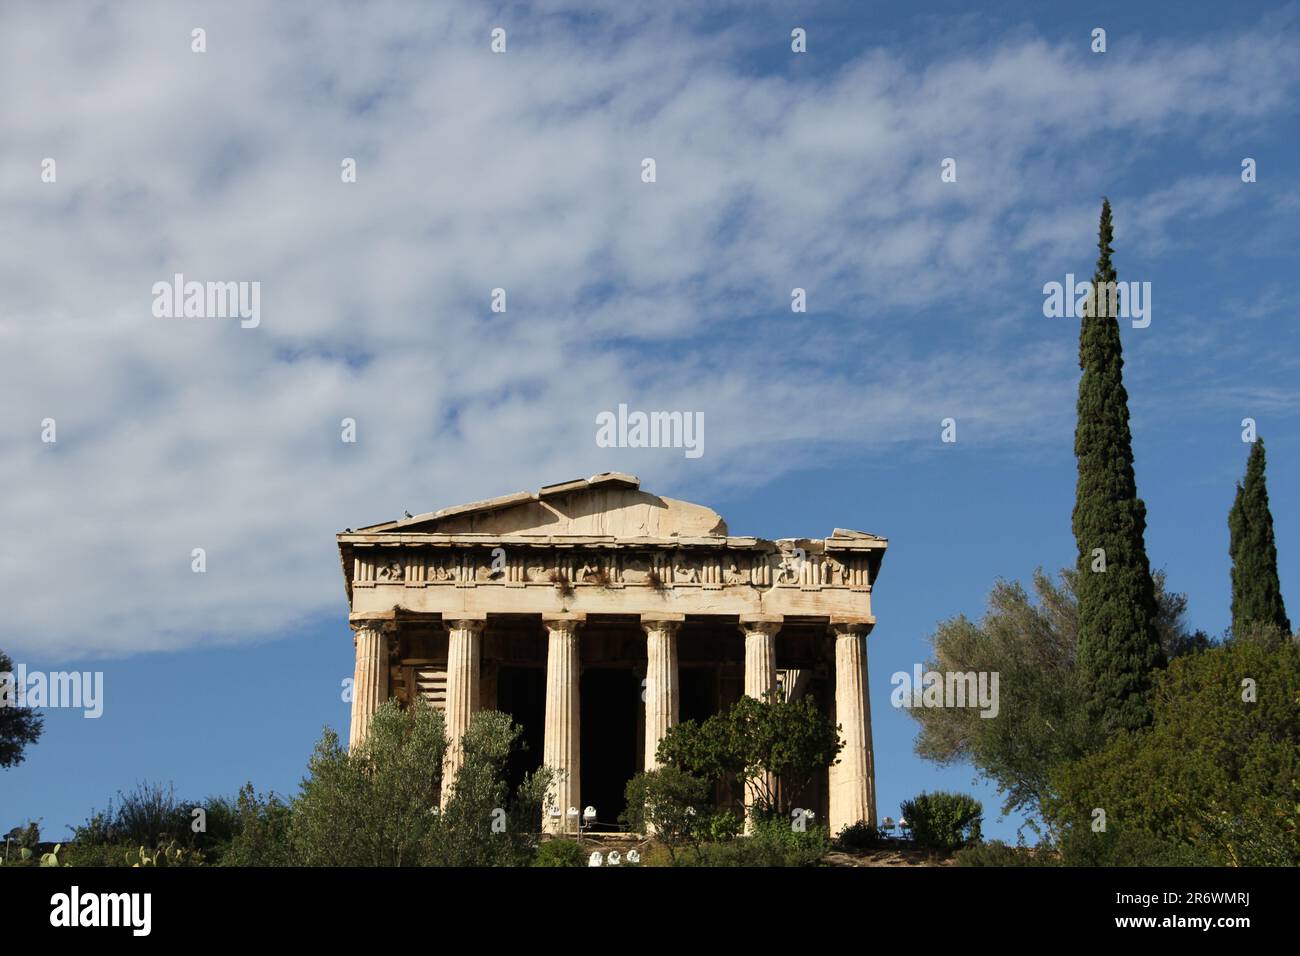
left=61, top=843, right=141, bottom=867
left=73, top=785, right=235, bottom=854
left=1057, top=824, right=1212, bottom=867
left=71, top=810, right=116, bottom=847
left=285, top=701, right=547, bottom=866
left=436, top=709, right=552, bottom=867
left=701, top=809, right=743, bottom=843
left=656, top=694, right=841, bottom=818
left=533, top=839, right=586, bottom=867
left=693, top=816, right=829, bottom=867
left=190, top=795, right=239, bottom=851
left=901, top=791, right=983, bottom=850
left=289, top=700, right=446, bottom=865
left=217, top=784, right=295, bottom=867
left=113, top=781, right=187, bottom=847
left=955, top=840, right=1058, bottom=867
left=835, top=820, right=881, bottom=852
left=620, top=767, right=712, bottom=861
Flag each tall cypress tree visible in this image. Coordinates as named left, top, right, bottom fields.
left=1072, top=199, right=1164, bottom=738
left=1228, top=438, right=1290, bottom=636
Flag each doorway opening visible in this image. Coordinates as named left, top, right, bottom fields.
left=580, top=667, right=639, bottom=831
left=680, top=666, right=718, bottom=725
left=496, top=665, right=544, bottom=796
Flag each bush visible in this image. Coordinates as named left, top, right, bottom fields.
left=45, top=701, right=551, bottom=868
left=693, top=816, right=829, bottom=867
left=656, top=694, right=841, bottom=819
left=533, top=839, right=586, bottom=867
left=113, top=781, right=187, bottom=847
left=71, top=810, right=116, bottom=847
left=835, top=820, right=882, bottom=852
left=701, top=809, right=743, bottom=843
left=190, top=794, right=239, bottom=851
left=620, top=767, right=712, bottom=861
left=436, top=709, right=552, bottom=867
left=1057, top=824, right=1211, bottom=867
left=74, top=781, right=226, bottom=850
left=218, top=784, right=295, bottom=867
left=901, top=791, right=983, bottom=851
left=955, top=840, right=1058, bottom=867
left=61, top=843, right=142, bottom=867
left=291, top=699, right=447, bottom=865
left=287, top=701, right=547, bottom=866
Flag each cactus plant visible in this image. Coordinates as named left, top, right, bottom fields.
left=40, top=844, right=67, bottom=867
left=132, top=839, right=202, bottom=867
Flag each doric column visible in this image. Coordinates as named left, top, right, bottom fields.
left=642, top=616, right=682, bottom=770
left=348, top=621, right=390, bottom=750
left=740, top=619, right=781, bottom=824
left=741, top=620, right=780, bottom=701
left=442, top=617, right=486, bottom=802
left=828, top=622, right=875, bottom=834
left=542, top=616, right=583, bottom=833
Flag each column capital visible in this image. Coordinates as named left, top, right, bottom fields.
left=640, top=613, right=684, bottom=636
left=738, top=618, right=783, bottom=638
left=542, top=613, right=586, bottom=635
left=444, top=615, right=487, bottom=634
left=350, top=618, right=396, bottom=646
left=829, top=618, right=875, bottom=638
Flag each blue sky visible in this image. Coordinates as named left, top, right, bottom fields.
left=3, top=0, right=1299, bottom=842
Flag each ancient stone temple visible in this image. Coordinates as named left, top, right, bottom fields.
left=336, top=473, right=887, bottom=834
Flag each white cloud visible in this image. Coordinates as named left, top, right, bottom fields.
left=2, top=1, right=1297, bottom=658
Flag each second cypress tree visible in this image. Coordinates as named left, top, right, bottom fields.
left=1072, top=199, right=1165, bottom=738
left=1228, top=438, right=1290, bottom=637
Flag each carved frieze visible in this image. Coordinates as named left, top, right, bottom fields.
left=355, top=545, right=869, bottom=591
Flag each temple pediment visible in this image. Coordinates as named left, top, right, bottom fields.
left=337, top=475, right=886, bottom=621
left=356, top=473, right=729, bottom=538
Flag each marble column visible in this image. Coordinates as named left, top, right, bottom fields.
left=642, top=617, right=681, bottom=770
left=348, top=621, right=389, bottom=750
left=740, top=619, right=781, bottom=824
left=828, top=622, right=875, bottom=834
left=742, top=620, right=779, bottom=700
left=442, top=617, right=485, bottom=804
left=542, top=616, right=583, bottom=833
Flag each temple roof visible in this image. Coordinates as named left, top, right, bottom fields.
left=351, top=473, right=728, bottom=537
left=343, top=472, right=886, bottom=544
